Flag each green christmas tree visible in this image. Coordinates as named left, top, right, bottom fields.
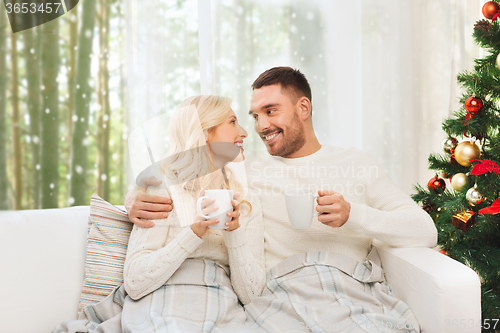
left=412, top=1, right=500, bottom=327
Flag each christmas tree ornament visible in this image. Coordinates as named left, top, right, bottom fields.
left=474, top=19, right=491, bottom=31
left=441, top=137, right=458, bottom=154
left=454, top=141, right=481, bottom=167
left=428, top=175, right=446, bottom=193
left=470, top=159, right=500, bottom=175
left=497, top=52, right=500, bottom=71
left=422, top=200, right=436, bottom=214
left=464, top=96, right=483, bottom=115
left=439, top=249, right=448, bottom=255
left=478, top=198, right=500, bottom=215
left=482, top=1, right=500, bottom=19
left=450, top=173, right=470, bottom=191
left=452, top=210, right=477, bottom=232
left=466, top=186, right=484, bottom=205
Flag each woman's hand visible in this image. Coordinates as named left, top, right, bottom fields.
left=191, top=188, right=220, bottom=238
left=225, top=192, right=241, bottom=231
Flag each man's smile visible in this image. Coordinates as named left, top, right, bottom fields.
left=262, top=130, right=282, bottom=144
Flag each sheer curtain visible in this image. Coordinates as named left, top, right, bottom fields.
left=125, top=0, right=482, bottom=194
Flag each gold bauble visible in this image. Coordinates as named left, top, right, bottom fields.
left=454, top=141, right=481, bottom=167
left=451, top=173, right=470, bottom=191
left=497, top=53, right=500, bottom=71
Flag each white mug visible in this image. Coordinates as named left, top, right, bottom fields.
left=284, top=188, right=319, bottom=229
left=196, top=189, right=234, bottom=229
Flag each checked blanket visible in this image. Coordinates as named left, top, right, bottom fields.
left=53, top=252, right=419, bottom=333
left=243, top=250, right=420, bottom=333
left=52, top=259, right=247, bottom=333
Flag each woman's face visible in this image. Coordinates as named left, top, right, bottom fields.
left=208, top=109, right=247, bottom=161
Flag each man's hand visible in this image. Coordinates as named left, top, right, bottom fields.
left=124, top=185, right=173, bottom=228
left=316, top=190, right=351, bottom=228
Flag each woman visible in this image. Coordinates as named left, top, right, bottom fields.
left=121, top=95, right=265, bottom=332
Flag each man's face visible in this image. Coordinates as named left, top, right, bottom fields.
left=249, top=84, right=306, bottom=157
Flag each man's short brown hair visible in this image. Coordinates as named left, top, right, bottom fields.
left=252, top=67, right=312, bottom=105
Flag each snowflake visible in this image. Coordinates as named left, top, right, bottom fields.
left=75, top=165, right=83, bottom=174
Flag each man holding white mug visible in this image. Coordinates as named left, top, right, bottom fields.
left=126, top=67, right=437, bottom=332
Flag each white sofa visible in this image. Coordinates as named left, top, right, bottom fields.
left=0, top=206, right=482, bottom=333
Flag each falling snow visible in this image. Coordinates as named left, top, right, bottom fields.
left=68, top=197, right=75, bottom=205
left=75, top=165, right=83, bottom=174
left=101, top=174, right=107, bottom=181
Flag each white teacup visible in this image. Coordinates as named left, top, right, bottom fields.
left=196, top=189, right=234, bottom=229
left=284, top=188, right=319, bottom=229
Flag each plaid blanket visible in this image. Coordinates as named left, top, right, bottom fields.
left=53, top=259, right=247, bottom=333
left=54, top=253, right=419, bottom=333
left=243, top=250, right=420, bottom=333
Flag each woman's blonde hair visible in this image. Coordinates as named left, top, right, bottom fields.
left=162, top=95, right=250, bottom=212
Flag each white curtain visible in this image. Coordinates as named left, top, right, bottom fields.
left=125, top=0, right=483, bottom=194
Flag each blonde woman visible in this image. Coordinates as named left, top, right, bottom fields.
left=120, top=95, right=265, bottom=332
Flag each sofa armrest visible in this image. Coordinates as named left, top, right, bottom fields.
left=0, top=206, right=90, bottom=333
left=373, top=240, right=481, bottom=333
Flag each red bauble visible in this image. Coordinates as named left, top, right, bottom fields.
left=428, top=176, right=446, bottom=194
left=483, top=1, right=500, bottom=19
left=439, top=250, right=448, bottom=255
left=464, top=96, right=483, bottom=114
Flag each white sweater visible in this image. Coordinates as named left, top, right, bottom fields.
left=123, top=179, right=265, bottom=304
left=244, top=145, right=438, bottom=270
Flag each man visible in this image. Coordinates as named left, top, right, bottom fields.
left=125, top=67, right=437, bottom=332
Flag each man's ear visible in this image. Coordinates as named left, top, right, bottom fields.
left=297, top=97, right=312, bottom=120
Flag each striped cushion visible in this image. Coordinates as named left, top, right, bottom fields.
left=78, top=194, right=132, bottom=312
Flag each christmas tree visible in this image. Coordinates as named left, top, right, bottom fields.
left=412, top=1, right=500, bottom=327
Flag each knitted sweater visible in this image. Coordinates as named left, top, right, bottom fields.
left=244, top=145, right=438, bottom=270
left=123, top=178, right=265, bottom=304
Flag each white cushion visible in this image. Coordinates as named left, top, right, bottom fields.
left=374, top=240, right=481, bottom=333
left=0, top=206, right=90, bottom=333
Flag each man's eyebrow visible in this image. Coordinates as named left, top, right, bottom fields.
left=248, top=103, right=280, bottom=115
